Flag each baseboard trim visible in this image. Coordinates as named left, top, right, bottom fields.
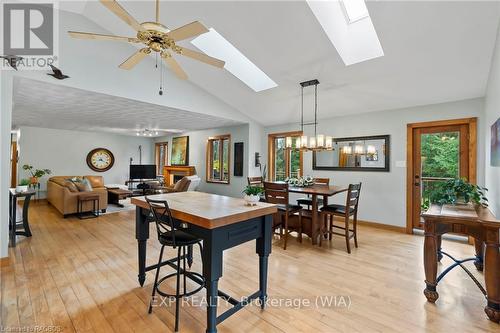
left=357, top=219, right=406, bottom=233
left=332, top=216, right=406, bottom=233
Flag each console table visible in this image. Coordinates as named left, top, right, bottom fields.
left=422, top=203, right=500, bottom=322
left=9, top=189, right=36, bottom=247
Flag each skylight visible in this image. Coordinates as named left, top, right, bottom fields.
left=191, top=28, right=277, bottom=92
left=341, top=0, right=369, bottom=24
left=306, top=0, right=384, bottom=66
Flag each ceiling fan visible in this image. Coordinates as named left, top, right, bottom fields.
left=68, top=0, right=225, bottom=80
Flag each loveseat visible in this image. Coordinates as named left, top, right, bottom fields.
left=47, top=176, right=108, bottom=217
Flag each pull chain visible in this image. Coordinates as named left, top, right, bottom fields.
left=159, top=56, right=163, bottom=95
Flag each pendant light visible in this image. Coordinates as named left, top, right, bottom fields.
left=286, top=79, right=333, bottom=151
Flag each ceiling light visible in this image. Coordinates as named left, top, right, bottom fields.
left=306, top=0, right=384, bottom=66
left=136, top=132, right=140, bottom=136
left=340, top=0, right=369, bottom=24
left=191, top=28, right=277, bottom=92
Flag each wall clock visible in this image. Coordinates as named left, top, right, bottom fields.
left=86, top=148, right=114, bottom=172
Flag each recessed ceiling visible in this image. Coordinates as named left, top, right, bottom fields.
left=77, top=1, right=500, bottom=126
left=12, top=77, right=243, bottom=136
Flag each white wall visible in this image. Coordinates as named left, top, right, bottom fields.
left=17, top=126, right=153, bottom=196
left=1, top=74, right=14, bottom=258
left=485, top=23, right=500, bottom=216
left=264, top=98, right=485, bottom=227
left=155, top=124, right=250, bottom=198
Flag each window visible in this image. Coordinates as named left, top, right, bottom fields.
left=155, top=142, right=168, bottom=176
left=268, top=132, right=303, bottom=181
left=206, top=134, right=230, bottom=183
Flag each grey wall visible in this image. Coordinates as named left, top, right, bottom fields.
left=17, top=126, right=153, bottom=196
left=485, top=23, right=500, bottom=216
left=155, top=124, right=250, bottom=198
left=263, top=98, right=485, bottom=227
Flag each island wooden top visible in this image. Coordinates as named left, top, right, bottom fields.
left=288, top=184, right=348, bottom=196
left=422, top=204, right=500, bottom=228
left=131, top=191, right=277, bottom=229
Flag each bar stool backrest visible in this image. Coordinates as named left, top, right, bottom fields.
left=346, top=183, right=362, bottom=213
left=146, top=196, right=177, bottom=246
left=263, top=182, right=289, bottom=205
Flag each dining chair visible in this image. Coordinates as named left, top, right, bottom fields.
left=319, top=183, right=362, bottom=253
left=247, top=176, right=264, bottom=187
left=145, top=197, right=205, bottom=332
left=263, top=182, right=303, bottom=250
left=296, top=178, right=330, bottom=209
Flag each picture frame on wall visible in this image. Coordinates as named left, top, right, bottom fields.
left=491, top=117, right=500, bottom=167
left=171, top=136, right=189, bottom=166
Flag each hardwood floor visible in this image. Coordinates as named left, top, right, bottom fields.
left=1, top=201, right=498, bottom=332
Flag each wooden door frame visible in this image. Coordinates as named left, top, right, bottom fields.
left=406, top=117, right=477, bottom=234
left=267, top=131, right=303, bottom=181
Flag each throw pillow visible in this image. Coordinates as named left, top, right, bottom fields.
left=75, top=178, right=93, bottom=192
left=63, top=180, right=79, bottom=192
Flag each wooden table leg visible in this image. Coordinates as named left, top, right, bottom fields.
left=9, top=193, right=16, bottom=247
left=423, top=221, right=439, bottom=303
left=311, top=194, right=319, bottom=245
left=474, top=236, right=484, bottom=271
left=484, top=228, right=500, bottom=323
left=135, top=207, right=150, bottom=287
left=436, top=235, right=443, bottom=262
left=201, top=234, right=223, bottom=333
left=257, top=215, right=272, bottom=308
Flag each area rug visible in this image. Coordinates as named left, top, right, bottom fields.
left=102, top=198, right=136, bottom=214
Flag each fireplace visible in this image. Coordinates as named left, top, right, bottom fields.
left=163, top=166, right=196, bottom=186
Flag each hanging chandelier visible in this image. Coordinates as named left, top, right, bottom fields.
left=285, top=79, right=333, bottom=151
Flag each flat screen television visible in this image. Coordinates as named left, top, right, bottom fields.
left=130, top=164, right=156, bottom=180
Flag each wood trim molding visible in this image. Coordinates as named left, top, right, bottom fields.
left=406, top=117, right=477, bottom=234
left=206, top=134, right=231, bottom=184
left=267, top=131, right=303, bottom=181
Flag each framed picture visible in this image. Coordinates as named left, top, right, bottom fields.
left=491, top=117, right=500, bottom=167
left=171, top=136, right=189, bottom=166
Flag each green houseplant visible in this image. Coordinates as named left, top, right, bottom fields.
left=22, top=165, right=52, bottom=189
left=430, top=178, right=488, bottom=207
left=16, top=178, right=30, bottom=192
left=243, top=185, right=264, bottom=206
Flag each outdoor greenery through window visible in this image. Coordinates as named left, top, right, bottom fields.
left=207, top=135, right=230, bottom=183
left=155, top=142, right=168, bottom=176
left=421, top=131, right=460, bottom=210
left=269, top=133, right=302, bottom=181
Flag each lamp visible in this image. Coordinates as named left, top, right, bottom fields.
left=285, top=79, right=332, bottom=151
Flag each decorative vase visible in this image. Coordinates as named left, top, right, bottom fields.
left=30, top=177, right=38, bottom=185
left=244, top=194, right=260, bottom=206
left=16, top=185, right=28, bottom=193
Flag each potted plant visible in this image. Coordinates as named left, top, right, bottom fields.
left=243, top=185, right=264, bottom=206
left=22, top=165, right=52, bottom=190
left=431, top=178, right=488, bottom=207
left=16, top=178, right=30, bottom=193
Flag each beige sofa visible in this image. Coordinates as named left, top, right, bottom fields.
left=47, top=176, right=108, bottom=217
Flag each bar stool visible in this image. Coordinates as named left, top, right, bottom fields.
left=146, top=197, right=204, bottom=332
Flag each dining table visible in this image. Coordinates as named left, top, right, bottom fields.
left=288, top=184, right=348, bottom=245
left=131, top=191, right=277, bottom=333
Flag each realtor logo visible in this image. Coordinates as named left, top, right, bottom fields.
left=1, top=2, right=58, bottom=70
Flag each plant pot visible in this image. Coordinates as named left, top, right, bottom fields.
left=16, top=185, right=28, bottom=193
left=244, top=194, right=260, bottom=206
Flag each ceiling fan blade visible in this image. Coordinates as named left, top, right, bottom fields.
left=119, top=49, right=149, bottom=70
left=68, top=31, right=139, bottom=43
left=100, top=0, right=144, bottom=32
left=163, top=55, right=188, bottom=80
left=177, top=47, right=225, bottom=68
left=167, top=21, right=208, bottom=41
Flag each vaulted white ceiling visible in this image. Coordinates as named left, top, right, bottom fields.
left=12, top=1, right=500, bottom=130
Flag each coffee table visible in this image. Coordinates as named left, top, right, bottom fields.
left=107, top=188, right=132, bottom=207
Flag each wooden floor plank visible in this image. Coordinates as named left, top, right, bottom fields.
left=1, top=201, right=498, bottom=333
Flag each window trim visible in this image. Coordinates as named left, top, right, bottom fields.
left=206, top=134, right=231, bottom=184
left=268, top=131, right=303, bottom=181
left=155, top=142, right=168, bottom=176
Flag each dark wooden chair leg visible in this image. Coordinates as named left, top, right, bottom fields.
left=345, top=215, right=351, bottom=254
left=283, top=214, right=288, bottom=250
left=328, top=216, right=332, bottom=241
left=298, top=211, right=303, bottom=243
left=353, top=213, right=358, bottom=248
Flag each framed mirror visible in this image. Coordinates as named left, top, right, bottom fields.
left=313, top=135, right=390, bottom=172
